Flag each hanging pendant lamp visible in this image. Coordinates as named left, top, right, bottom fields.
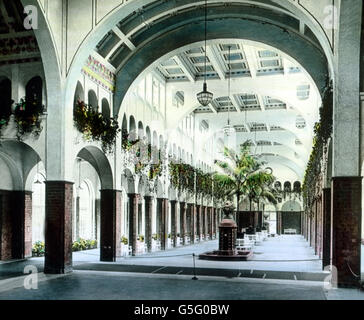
left=197, top=0, right=213, bottom=106
left=223, top=45, right=236, bottom=138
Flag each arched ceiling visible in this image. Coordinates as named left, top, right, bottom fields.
left=146, top=40, right=319, bottom=180
left=91, top=1, right=329, bottom=117
left=88, top=0, right=329, bottom=182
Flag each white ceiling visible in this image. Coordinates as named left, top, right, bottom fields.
left=157, top=40, right=321, bottom=181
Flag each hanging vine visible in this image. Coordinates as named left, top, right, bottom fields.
left=74, top=100, right=120, bottom=153
left=302, top=81, right=333, bottom=210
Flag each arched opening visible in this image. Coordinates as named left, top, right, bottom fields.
left=101, top=98, right=110, bottom=119
left=74, top=81, right=84, bottom=105
left=129, top=115, right=137, bottom=141
left=0, top=77, right=12, bottom=120
left=145, top=126, right=151, bottom=144
left=88, top=90, right=98, bottom=111
left=138, top=121, right=144, bottom=140
left=26, top=76, right=43, bottom=110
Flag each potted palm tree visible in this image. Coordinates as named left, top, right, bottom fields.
left=214, top=146, right=276, bottom=231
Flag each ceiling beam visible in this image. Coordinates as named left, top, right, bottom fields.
left=175, top=54, right=196, bottom=83
left=209, top=101, right=219, bottom=114
left=256, top=93, right=266, bottom=112
left=230, top=95, right=241, bottom=113
left=206, top=45, right=226, bottom=80
left=112, top=26, right=136, bottom=51
left=242, top=43, right=258, bottom=79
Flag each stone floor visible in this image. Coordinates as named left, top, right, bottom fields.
left=0, top=235, right=363, bottom=300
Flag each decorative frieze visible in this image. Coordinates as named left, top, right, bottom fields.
left=82, top=55, right=116, bottom=92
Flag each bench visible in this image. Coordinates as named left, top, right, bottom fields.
left=284, top=228, right=296, bottom=234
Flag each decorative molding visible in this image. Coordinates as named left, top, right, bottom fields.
left=81, top=55, right=116, bottom=92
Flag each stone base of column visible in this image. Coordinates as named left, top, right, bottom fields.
left=44, top=181, right=73, bottom=274
left=100, top=190, right=122, bottom=262
left=332, top=177, right=361, bottom=288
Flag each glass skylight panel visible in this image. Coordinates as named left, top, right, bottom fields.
left=258, top=50, right=278, bottom=58
left=216, top=96, right=230, bottom=102
left=260, top=59, right=279, bottom=68
left=161, top=59, right=178, bottom=67
left=228, top=62, right=246, bottom=70
left=196, top=65, right=214, bottom=72
left=166, top=68, right=184, bottom=75
left=224, top=53, right=243, bottom=61
left=190, top=56, right=209, bottom=64
left=186, top=47, right=204, bottom=54
left=220, top=44, right=240, bottom=51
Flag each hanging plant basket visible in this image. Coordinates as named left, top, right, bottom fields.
left=74, top=100, right=120, bottom=153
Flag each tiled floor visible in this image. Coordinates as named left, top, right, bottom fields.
left=0, top=235, right=363, bottom=300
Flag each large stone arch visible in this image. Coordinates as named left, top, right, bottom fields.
left=76, top=146, right=114, bottom=190
left=0, top=140, right=43, bottom=191
left=112, top=7, right=330, bottom=116
left=281, top=200, right=302, bottom=212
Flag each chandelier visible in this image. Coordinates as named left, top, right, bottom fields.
left=196, top=0, right=213, bottom=106
left=223, top=45, right=236, bottom=139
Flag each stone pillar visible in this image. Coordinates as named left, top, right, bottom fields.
left=332, top=177, right=362, bottom=287
left=128, top=193, right=139, bottom=256
left=322, top=188, right=331, bottom=269
left=171, top=200, right=178, bottom=247
left=144, top=196, right=153, bottom=253
left=180, top=202, right=187, bottom=245
left=44, top=181, right=73, bottom=274
left=100, top=190, right=122, bottom=261
left=331, top=0, right=362, bottom=287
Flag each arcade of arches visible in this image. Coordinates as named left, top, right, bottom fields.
left=0, top=0, right=364, bottom=291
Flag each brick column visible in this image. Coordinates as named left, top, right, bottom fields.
left=100, top=190, right=122, bottom=261
left=144, top=196, right=153, bottom=253
left=203, top=206, right=208, bottom=240
left=0, top=191, right=33, bottom=260
left=128, top=193, right=139, bottom=256
left=208, top=207, right=213, bottom=239
left=171, top=200, right=178, bottom=247
left=191, top=204, right=196, bottom=244
left=180, top=202, right=187, bottom=245
left=44, top=181, right=73, bottom=274
left=199, top=205, right=203, bottom=241
left=277, top=212, right=282, bottom=235
left=160, top=199, right=169, bottom=250
left=322, top=188, right=331, bottom=269
left=332, top=177, right=362, bottom=287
